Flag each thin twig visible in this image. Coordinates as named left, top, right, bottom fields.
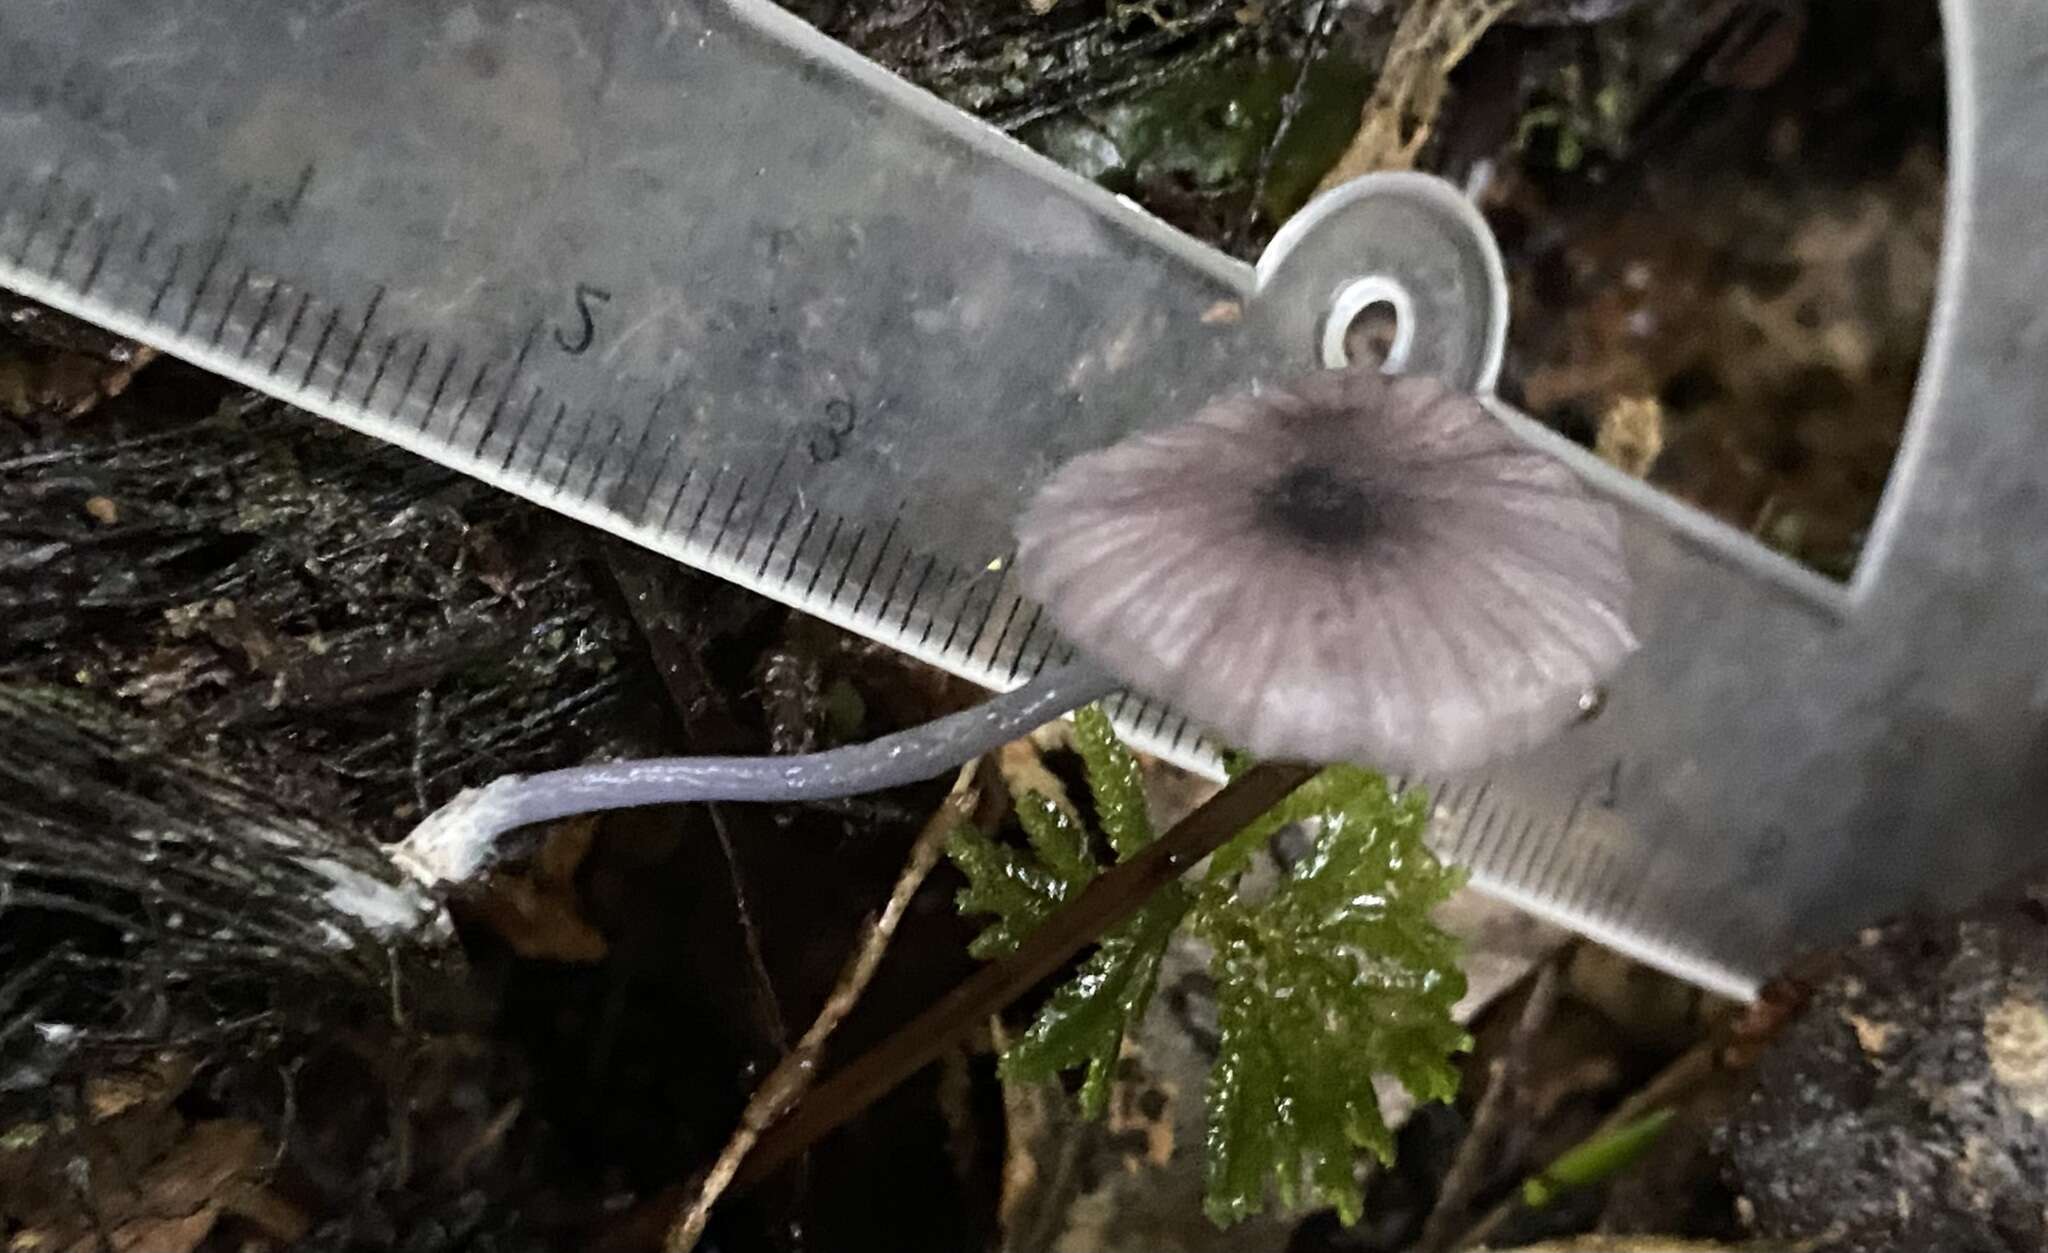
left=1417, top=958, right=1563, bottom=1252
left=708, top=804, right=791, bottom=1049
left=734, top=759, right=1317, bottom=1187
left=605, top=544, right=789, bottom=1049
left=663, top=764, right=982, bottom=1253
left=1234, top=0, right=1334, bottom=250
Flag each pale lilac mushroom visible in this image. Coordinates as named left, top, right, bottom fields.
left=395, top=367, right=1633, bottom=889
left=1014, top=366, right=1637, bottom=775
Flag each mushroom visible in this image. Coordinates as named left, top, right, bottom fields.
left=1013, top=366, right=1636, bottom=775
left=394, top=367, right=1633, bottom=888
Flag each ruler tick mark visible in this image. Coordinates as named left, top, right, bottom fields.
left=1556, top=769, right=1605, bottom=847
left=1544, top=836, right=1598, bottom=913
left=176, top=187, right=247, bottom=338
left=707, top=473, right=749, bottom=559
left=266, top=162, right=316, bottom=226
left=527, top=399, right=571, bottom=483
left=1003, top=605, right=1046, bottom=683
left=1579, top=848, right=1621, bottom=923
left=686, top=466, right=730, bottom=544
left=296, top=306, right=343, bottom=391
left=471, top=373, right=527, bottom=459
left=329, top=287, right=385, bottom=402
left=963, top=564, right=1014, bottom=662
left=497, top=387, right=547, bottom=473
left=473, top=322, right=542, bottom=450
left=45, top=192, right=92, bottom=279
left=129, top=224, right=158, bottom=277
left=896, top=555, right=937, bottom=634
left=1598, top=757, right=1624, bottom=808
left=266, top=290, right=312, bottom=376
left=392, top=339, right=431, bottom=418
left=828, top=526, right=871, bottom=607
left=917, top=567, right=960, bottom=649
left=1493, top=811, right=1533, bottom=885
left=1527, top=826, right=1575, bottom=904
left=579, top=411, right=624, bottom=497
left=1437, top=781, right=1471, bottom=816
left=613, top=397, right=662, bottom=514
left=741, top=449, right=794, bottom=556
left=1502, top=814, right=1545, bottom=891
left=547, top=407, right=599, bottom=496
left=446, top=357, right=494, bottom=440
left=239, top=282, right=281, bottom=360
left=421, top=348, right=463, bottom=429
left=1467, top=797, right=1508, bottom=866
left=11, top=167, right=62, bottom=269
left=1614, top=867, right=1652, bottom=926
left=870, top=541, right=918, bottom=625
left=938, top=572, right=982, bottom=656
left=782, top=510, right=821, bottom=585
left=658, top=464, right=699, bottom=532
left=208, top=266, right=252, bottom=347
left=144, top=243, right=186, bottom=321
left=804, top=516, right=846, bottom=600
left=636, top=434, right=682, bottom=524
left=359, top=335, right=398, bottom=409
left=757, top=497, right=799, bottom=580
left=1447, top=782, right=1493, bottom=859
left=849, top=515, right=901, bottom=617
left=77, top=213, right=124, bottom=298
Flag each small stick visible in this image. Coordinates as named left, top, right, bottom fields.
left=734, top=759, right=1317, bottom=1187
left=664, top=763, right=982, bottom=1253
left=1417, top=959, right=1563, bottom=1252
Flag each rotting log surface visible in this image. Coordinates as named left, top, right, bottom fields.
left=0, top=349, right=649, bottom=1113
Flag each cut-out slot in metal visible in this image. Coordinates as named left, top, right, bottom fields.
left=1320, top=277, right=1413, bottom=372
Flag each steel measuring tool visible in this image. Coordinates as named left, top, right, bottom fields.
left=3, top=0, right=2044, bottom=1001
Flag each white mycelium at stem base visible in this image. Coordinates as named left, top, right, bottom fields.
left=393, top=366, right=1635, bottom=889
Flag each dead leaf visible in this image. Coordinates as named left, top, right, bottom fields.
left=13, top=1118, right=274, bottom=1253
left=1596, top=396, right=1666, bottom=479
left=1318, top=0, right=1519, bottom=189
left=83, top=1206, right=220, bottom=1253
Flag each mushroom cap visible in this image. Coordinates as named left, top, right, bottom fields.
left=1014, top=368, right=1637, bottom=774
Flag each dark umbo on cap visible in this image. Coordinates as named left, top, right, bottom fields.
left=1014, top=367, right=1637, bottom=774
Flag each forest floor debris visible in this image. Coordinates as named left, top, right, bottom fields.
left=0, top=0, right=1963, bottom=1249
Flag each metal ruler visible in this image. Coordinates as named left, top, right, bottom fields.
left=4, top=0, right=2045, bottom=1001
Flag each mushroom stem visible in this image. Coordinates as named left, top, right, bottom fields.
left=392, top=658, right=1120, bottom=888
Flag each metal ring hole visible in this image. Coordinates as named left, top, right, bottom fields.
left=1322, top=276, right=1416, bottom=373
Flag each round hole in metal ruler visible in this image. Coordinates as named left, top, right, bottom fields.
left=1321, top=277, right=1413, bottom=372
left=1250, top=171, right=1508, bottom=394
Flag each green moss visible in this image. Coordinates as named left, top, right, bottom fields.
left=947, top=712, right=1470, bottom=1226
left=1020, top=44, right=1373, bottom=226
